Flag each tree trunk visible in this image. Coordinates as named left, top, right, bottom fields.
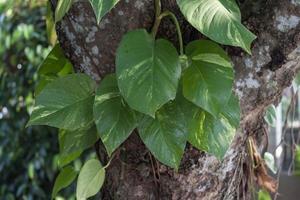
left=51, top=0, right=300, bottom=199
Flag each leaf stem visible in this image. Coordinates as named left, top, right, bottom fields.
left=151, top=0, right=184, bottom=55
left=159, top=11, right=184, bottom=55
left=103, top=151, right=118, bottom=169
left=151, top=0, right=162, bottom=38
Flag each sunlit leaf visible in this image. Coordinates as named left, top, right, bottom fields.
left=55, top=0, right=73, bottom=23
left=183, top=40, right=234, bottom=117
left=46, top=1, right=57, bottom=46
left=258, top=189, right=272, bottom=200
left=76, top=159, right=105, bottom=200
left=177, top=0, right=256, bottom=53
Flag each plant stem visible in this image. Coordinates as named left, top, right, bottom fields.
left=151, top=0, right=162, bottom=38
left=151, top=0, right=184, bottom=55
left=160, top=11, right=184, bottom=55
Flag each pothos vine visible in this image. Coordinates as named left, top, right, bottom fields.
left=27, top=0, right=260, bottom=199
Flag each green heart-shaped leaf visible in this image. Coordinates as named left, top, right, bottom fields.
left=116, top=29, right=181, bottom=117
left=76, top=159, right=105, bottom=200
left=94, top=74, right=137, bottom=156
left=177, top=0, right=256, bottom=53
left=27, top=74, right=96, bottom=131
left=138, top=101, right=188, bottom=169
left=183, top=40, right=234, bottom=117
left=179, top=94, right=239, bottom=159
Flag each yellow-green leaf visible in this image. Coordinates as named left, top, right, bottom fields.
left=76, top=159, right=105, bottom=200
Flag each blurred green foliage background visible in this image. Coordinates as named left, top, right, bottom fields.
left=0, top=0, right=66, bottom=199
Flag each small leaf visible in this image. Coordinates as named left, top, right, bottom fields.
left=264, top=152, right=277, bottom=174
left=52, top=166, right=77, bottom=199
left=116, top=29, right=181, bottom=117
left=38, top=44, right=73, bottom=76
left=27, top=74, right=96, bottom=131
left=55, top=0, right=74, bottom=23
left=183, top=40, right=234, bottom=117
left=76, top=159, right=105, bottom=200
left=178, top=92, right=239, bottom=159
left=258, top=189, right=272, bottom=200
left=89, top=0, right=120, bottom=24
left=138, top=100, right=188, bottom=169
left=264, top=105, right=276, bottom=127
left=177, top=0, right=256, bottom=53
left=94, top=74, right=137, bottom=155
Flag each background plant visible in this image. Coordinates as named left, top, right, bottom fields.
left=0, top=0, right=76, bottom=199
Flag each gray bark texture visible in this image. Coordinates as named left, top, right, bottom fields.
left=51, top=0, right=300, bottom=199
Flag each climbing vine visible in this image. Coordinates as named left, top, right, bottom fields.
left=27, top=0, right=257, bottom=199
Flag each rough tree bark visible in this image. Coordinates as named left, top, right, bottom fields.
left=51, top=0, right=300, bottom=199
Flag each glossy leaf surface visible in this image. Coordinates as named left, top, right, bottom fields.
left=177, top=0, right=256, bottom=53
left=116, top=29, right=181, bottom=117
left=183, top=40, right=234, bottom=117
left=138, top=101, right=187, bottom=169
left=94, top=74, right=137, bottom=155
left=27, top=74, right=96, bottom=131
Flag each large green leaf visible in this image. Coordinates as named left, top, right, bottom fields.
left=89, top=0, right=120, bottom=24
left=55, top=0, right=73, bottom=23
left=27, top=74, right=96, bottom=131
left=183, top=40, right=234, bottom=117
left=138, top=101, right=188, bottom=169
left=94, top=74, right=137, bottom=156
left=180, top=95, right=239, bottom=159
left=116, top=29, right=181, bottom=117
left=176, top=0, right=256, bottom=53
left=52, top=166, right=77, bottom=199
left=76, top=159, right=105, bottom=200
left=59, top=126, right=99, bottom=159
